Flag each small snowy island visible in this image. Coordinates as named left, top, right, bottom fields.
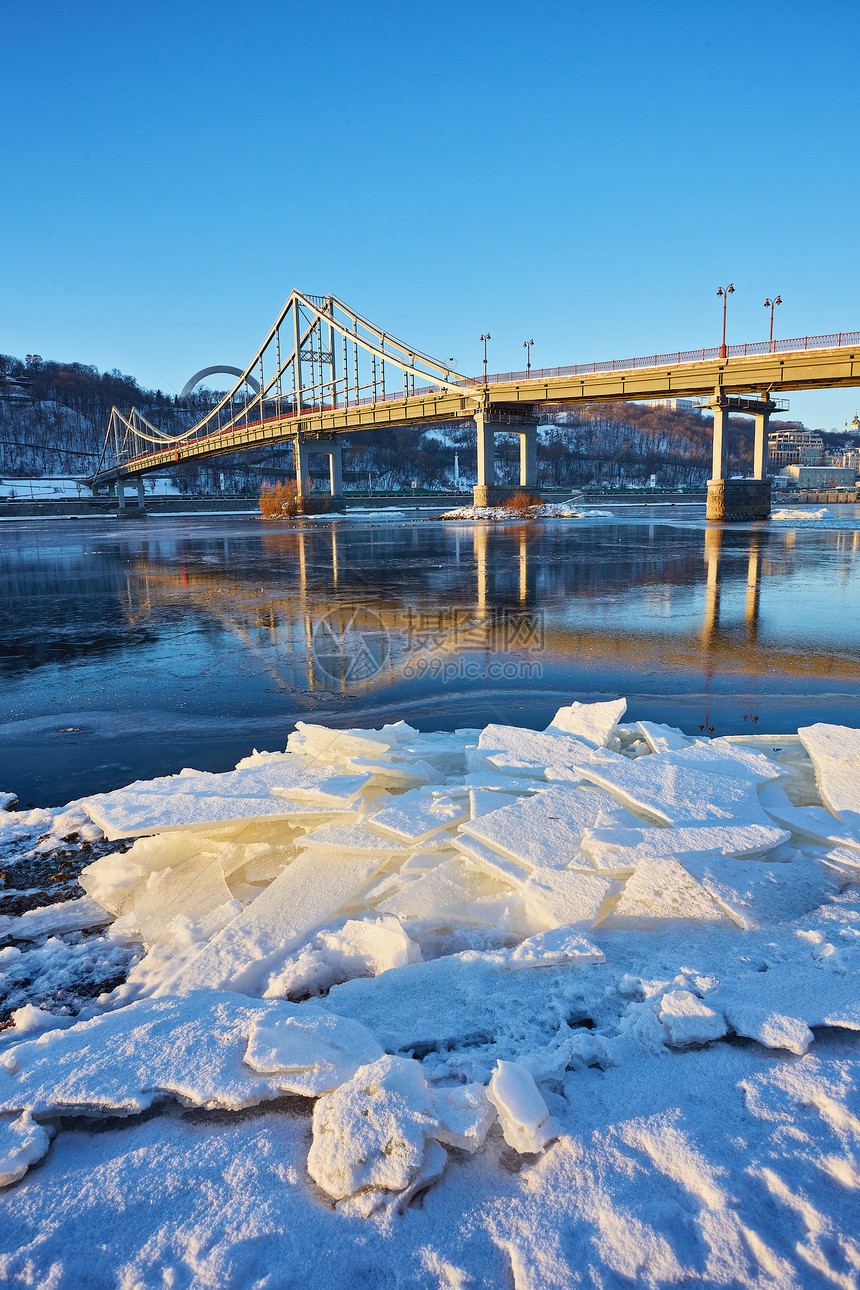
left=1, top=700, right=859, bottom=1286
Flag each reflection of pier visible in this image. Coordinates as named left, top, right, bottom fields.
left=701, top=528, right=763, bottom=647
left=119, top=523, right=860, bottom=694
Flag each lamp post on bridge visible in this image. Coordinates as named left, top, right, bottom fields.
left=480, top=334, right=491, bottom=385
left=523, top=339, right=534, bottom=375
left=764, top=296, right=782, bottom=351
left=717, top=284, right=734, bottom=360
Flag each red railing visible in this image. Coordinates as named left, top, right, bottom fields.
left=471, top=330, right=860, bottom=387
left=117, top=330, right=858, bottom=471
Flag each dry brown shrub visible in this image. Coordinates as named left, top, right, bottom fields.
left=503, top=490, right=544, bottom=516
left=259, top=480, right=299, bottom=518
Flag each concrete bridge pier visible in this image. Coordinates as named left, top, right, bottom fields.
left=294, top=436, right=344, bottom=510
left=473, top=409, right=540, bottom=508
left=706, top=393, right=775, bottom=522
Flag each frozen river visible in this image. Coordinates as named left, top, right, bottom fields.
left=2, top=503, right=860, bottom=805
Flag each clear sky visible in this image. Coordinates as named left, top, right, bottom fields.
left=2, top=0, right=858, bottom=428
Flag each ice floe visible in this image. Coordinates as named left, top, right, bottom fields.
left=2, top=695, right=860, bottom=1286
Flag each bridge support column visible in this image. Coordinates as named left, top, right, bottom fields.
left=294, top=438, right=312, bottom=504
left=136, top=478, right=147, bottom=513
left=473, top=409, right=540, bottom=507
left=706, top=393, right=775, bottom=521
left=117, top=482, right=127, bottom=510
left=294, top=437, right=344, bottom=511
left=753, top=409, right=769, bottom=480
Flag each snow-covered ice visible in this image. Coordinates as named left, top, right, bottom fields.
left=2, top=700, right=860, bottom=1287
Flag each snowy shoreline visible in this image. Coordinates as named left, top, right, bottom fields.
left=1, top=700, right=859, bottom=1285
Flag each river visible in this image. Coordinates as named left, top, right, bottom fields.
left=2, top=503, right=859, bottom=806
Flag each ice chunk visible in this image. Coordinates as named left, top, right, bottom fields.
left=520, top=867, right=613, bottom=932
left=460, top=786, right=651, bottom=872
left=487, top=1059, right=553, bottom=1153
left=157, top=850, right=390, bottom=996
left=663, top=740, right=787, bottom=785
left=469, top=787, right=521, bottom=819
left=345, top=756, right=438, bottom=789
left=635, top=720, right=692, bottom=754
left=243, top=1006, right=383, bottom=1094
left=134, top=850, right=234, bottom=948
left=0, top=1111, right=52, bottom=1187
left=759, top=781, right=860, bottom=851
left=451, top=833, right=533, bottom=884
left=574, top=757, right=772, bottom=827
left=824, top=847, right=860, bottom=879
left=377, top=857, right=520, bottom=928
left=546, top=698, right=627, bottom=747
left=581, top=822, right=790, bottom=871
left=505, top=927, right=606, bottom=968
left=724, top=1007, right=814, bottom=1055
left=798, top=723, right=860, bottom=832
left=0, top=897, right=112, bottom=941
left=475, top=724, right=596, bottom=779
left=263, top=916, right=421, bottom=1000
left=307, top=1055, right=438, bottom=1200
left=288, top=722, right=394, bottom=760
left=597, top=857, right=728, bottom=928
left=296, top=819, right=410, bottom=855
left=270, top=770, right=371, bottom=807
left=459, top=770, right=542, bottom=794
left=683, top=853, right=837, bottom=929
left=366, top=790, right=468, bottom=844
left=337, top=1139, right=448, bottom=1219
left=429, top=1082, right=495, bottom=1151
left=658, top=990, right=728, bottom=1046
left=0, top=993, right=350, bottom=1117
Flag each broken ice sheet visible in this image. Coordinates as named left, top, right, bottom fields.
left=520, top=867, right=614, bottom=932
left=545, top=697, right=627, bottom=748
left=156, top=850, right=390, bottom=996
left=597, top=857, right=730, bottom=928
left=0, top=993, right=361, bottom=1118
left=243, top=1006, right=383, bottom=1094
left=580, top=822, right=791, bottom=871
left=365, top=790, right=468, bottom=844
left=475, top=724, right=597, bottom=779
left=134, top=850, right=234, bottom=948
left=459, top=785, right=646, bottom=872
left=377, top=857, right=521, bottom=929
left=262, top=916, right=421, bottom=1000
left=574, top=756, right=773, bottom=828
left=799, top=723, right=860, bottom=833
left=658, top=990, right=728, bottom=1046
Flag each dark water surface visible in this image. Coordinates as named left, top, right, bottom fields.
left=2, top=504, right=860, bottom=805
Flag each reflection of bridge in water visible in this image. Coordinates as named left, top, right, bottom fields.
left=120, top=522, right=860, bottom=696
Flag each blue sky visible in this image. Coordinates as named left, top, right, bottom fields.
left=1, top=0, right=858, bottom=428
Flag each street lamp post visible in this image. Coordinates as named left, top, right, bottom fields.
left=764, top=295, right=782, bottom=350
left=480, top=333, right=491, bottom=384
left=717, top=284, right=734, bottom=360
left=523, top=338, right=534, bottom=374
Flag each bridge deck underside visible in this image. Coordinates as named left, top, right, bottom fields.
left=102, top=345, right=859, bottom=481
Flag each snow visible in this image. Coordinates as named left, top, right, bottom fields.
left=2, top=702, right=860, bottom=1285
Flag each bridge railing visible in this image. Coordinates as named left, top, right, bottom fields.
left=469, top=330, right=860, bottom=387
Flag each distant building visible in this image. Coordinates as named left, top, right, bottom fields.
left=768, top=429, right=824, bottom=469
left=0, top=375, right=32, bottom=404
left=780, top=464, right=857, bottom=488
left=826, top=446, right=860, bottom=470
left=646, top=398, right=701, bottom=415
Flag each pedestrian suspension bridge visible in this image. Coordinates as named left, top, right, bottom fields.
left=93, top=290, right=860, bottom=520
